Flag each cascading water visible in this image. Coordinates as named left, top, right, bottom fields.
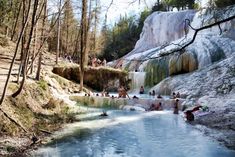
left=120, top=6, right=235, bottom=90
left=126, top=10, right=196, bottom=57
left=128, top=72, right=146, bottom=92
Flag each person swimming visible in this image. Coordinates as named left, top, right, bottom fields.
left=133, top=95, right=139, bottom=99
left=100, top=111, right=108, bottom=117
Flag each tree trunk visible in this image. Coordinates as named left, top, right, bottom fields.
left=93, top=0, right=98, bottom=52
left=30, top=23, right=37, bottom=74
left=27, top=3, right=65, bottom=74
left=12, top=0, right=39, bottom=98
left=11, top=1, right=22, bottom=41
left=80, top=0, right=88, bottom=91
left=56, top=0, right=62, bottom=65
left=73, top=28, right=81, bottom=59
left=0, top=0, right=31, bottom=105
left=36, top=0, right=47, bottom=80
left=85, top=0, right=92, bottom=65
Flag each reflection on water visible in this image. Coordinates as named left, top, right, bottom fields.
left=32, top=110, right=235, bottom=157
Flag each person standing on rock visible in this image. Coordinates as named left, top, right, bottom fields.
left=102, top=59, right=107, bottom=67
left=173, top=99, right=179, bottom=114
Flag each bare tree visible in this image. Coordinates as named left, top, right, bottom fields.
left=0, top=0, right=31, bottom=105
left=30, top=23, right=38, bottom=74
left=12, top=0, right=40, bottom=97
left=56, top=0, right=62, bottom=65
left=93, top=0, right=99, bottom=52
left=79, top=0, right=88, bottom=91
left=11, top=1, right=22, bottom=41
left=27, top=2, right=68, bottom=74
left=36, top=0, right=47, bottom=80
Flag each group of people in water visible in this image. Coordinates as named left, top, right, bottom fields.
left=85, top=85, right=208, bottom=122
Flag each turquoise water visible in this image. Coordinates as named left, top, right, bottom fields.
left=108, top=93, right=169, bottom=99
left=33, top=110, right=235, bottom=157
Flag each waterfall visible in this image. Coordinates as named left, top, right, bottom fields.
left=129, top=72, right=146, bottom=92
left=126, top=10, right=196, bottom=57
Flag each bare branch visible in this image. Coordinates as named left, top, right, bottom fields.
left=121, top=15, right=235, bottom=63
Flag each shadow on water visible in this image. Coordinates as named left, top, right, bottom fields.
left=46, top=128, right=92, bottom=146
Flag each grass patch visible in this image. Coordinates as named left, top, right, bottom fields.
left=6, top=145, right=16, bottom=152
left=37, top=80, right=48, bottom=91
left=0, top=34, right=9, bottom=47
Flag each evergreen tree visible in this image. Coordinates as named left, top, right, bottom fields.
left=61, top=0, right=78, bottom=56
left=214, top=0, right=235, bottom=8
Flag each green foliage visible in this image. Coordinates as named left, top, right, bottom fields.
left=38, top=80, right=48, bottom=91
left=6, top=145, right=16, bottom=152
left=48, top=0, right=79, bottom=55
left=0, top=34, right=9, bottom=46
left=0, top=0, right=8, bottom=25
left=100, top=10, right=151, bottom=61
left=158, top=0, right=197, bottom=10
left=214, top=0, right=235, bottom=8
left=0, top=0, right=16, bottom=29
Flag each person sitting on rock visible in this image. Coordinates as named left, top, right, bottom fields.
left=102, top=59, right=107, bottom=67
left=176, top=92, right=180, bottom=98
left=101, top=91, right=105, bottom=97
left=157, top=94, right=162, bottom=98
left=185, top=110, right=194, bottom=121
left=184, top=105, right=202, bottom=121
left=139, top=86, right=144, bottom=94
left=91, top=58, right=97, bottom=67
left=122, top=87, right=130, bottom=99
left=97, top=59, right=102, bottom=66
left=118, top=86, right=122, bottom=98
left=149, top=91, right=152, bottom=96
left=105, top=91, right=110, bottom=97
left=171, top=92, right=176, bottom=99
left=118, top=86, right=130, bottom=99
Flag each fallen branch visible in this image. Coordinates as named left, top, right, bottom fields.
left=39, top=128, right=52, bottom=134
left=0, top=108, right=28, bottom=133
